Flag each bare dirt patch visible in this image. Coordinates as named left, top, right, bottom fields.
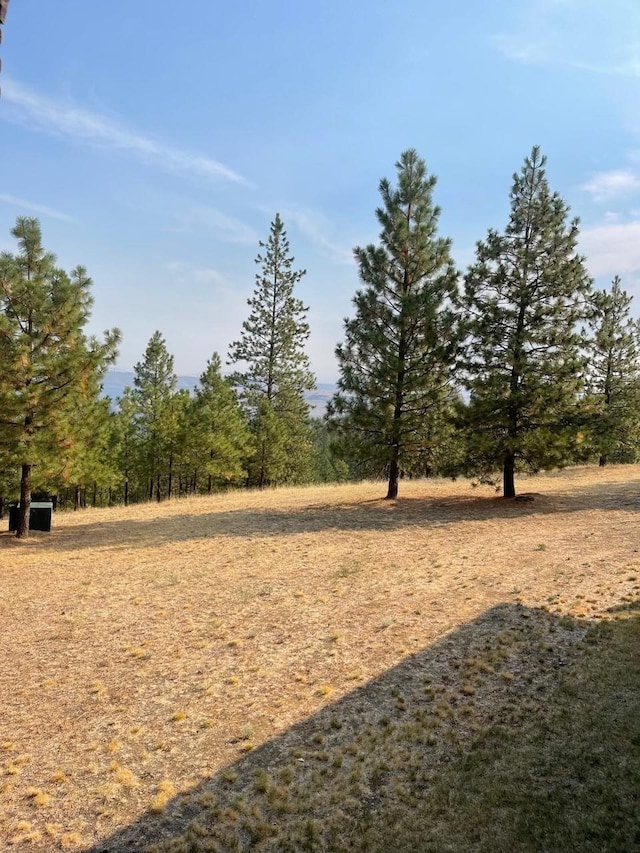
left=1, top=466, right=639, bottom=849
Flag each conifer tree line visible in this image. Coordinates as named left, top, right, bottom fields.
left=2, top=146, right=640, bottom=535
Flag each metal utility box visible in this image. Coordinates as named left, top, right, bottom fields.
left=8, top=502, right=53, bottom=532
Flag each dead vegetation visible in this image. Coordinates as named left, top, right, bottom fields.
left=0, top=465, right=639, bottom=850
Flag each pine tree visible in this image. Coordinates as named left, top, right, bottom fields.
left=228, top=214, right=315, bottom=487
left=327, top=150, right=460, bottom=499
left=51, top=392, right=115, bottom=509
left=586, top=276, right=640, bottom=465
left=461, top=147, right=592, bottom=497
left=164, top=388, right=191, bottom=500
left=130, top=331, right=178, bottom=501
left=0, top=217, right=120, bottom=537
left=309, top=419, right=350, bottom=483
left=113, top=388, right=140, bottom=506
left=191, top=353, right=251, bottom=492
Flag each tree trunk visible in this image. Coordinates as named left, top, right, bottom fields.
left=386, top=456, right=399, bottom=500
left=74, top=485, right=81, bottom=511
left=599, top=455, right=607, bottom=467
left=156, top=472, right=161, bottom=502
left=0, top=496, right=4, bottom=520
left=92, top=482, right=97, bottom=508
left=16, top=463, right=32, bottom=539
left=387, top=274, right=407, bottom=501
left=168, top=453, right=173, bottom=500
left=124, top=479, right=129, bottom=507
left=503, top=450, right=516, bottom=498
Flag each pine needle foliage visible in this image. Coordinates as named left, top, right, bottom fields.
left=585, top=276, right=640, bottom=465
left=328, top=150, right=460, bottom=499
left=228, top=214, right=315, bottom=487
left=460, top=147, right=592, bottom=497
left=0, top=217, right=120, bottom=536
left=191, top=353, right=251, bottom=492
left=130, top=331, right=178, bottom=501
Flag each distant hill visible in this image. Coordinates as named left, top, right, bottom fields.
left=102, top=370, right=337, bottom=416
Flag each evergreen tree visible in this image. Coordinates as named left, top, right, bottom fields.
left=228, top=214, right=315, bottom=487
left=0, top=446, right=18, bottom=519
left=586, top=276, right=640, bottom=465
left=461, top=147, right=592, bottom=497
left=403, top=391, right=467, bottom=478
left=0, top=217, right=120, bottom=537
left=164, top=387, right=191, bottom=500
left=113, top=387, right=140, bottom=505
left=327, top=150, right=460, bottom=499
left=191, top=353, right=251, bottom=492
left=309, top=419, right=350, bottom=483
left=51, top=393, right=116, bottom=509
left=130, top=331, right=178, bottom=501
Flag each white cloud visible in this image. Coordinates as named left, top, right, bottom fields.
left=169, top=204, right=260, bottom=245
left=581, top=169, right=640, bottom=201
left=580, top=219, right=640, bottom=277
left=2, top=78, right=249, bottom=186
left=493, top=0, right=640, bottom=77
left=0, top=193, right=75, bottom=223
left=165, top=261, right=228, bottom=289
left=278, top=206, right=355, bottom=265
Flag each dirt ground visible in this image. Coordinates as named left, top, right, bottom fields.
left=1, top=466, right=639, bottom=850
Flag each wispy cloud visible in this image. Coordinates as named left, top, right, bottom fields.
left=169, top=204, right=260, bottom=245
left=581, top=169, right=640, bottom=201
left=580, top=219, right=640, bottom=277
left=493, top=0, right=640, bottom=77
left=166, top=261, right=229, bottom=289
left=278, top=206, right=355, bottom=265
left=2, top=78, right=249, bottom=186
left=0, top=192, right=75, bottom=222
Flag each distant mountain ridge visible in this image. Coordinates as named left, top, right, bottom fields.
left=101, top=370, right=337, bottom=416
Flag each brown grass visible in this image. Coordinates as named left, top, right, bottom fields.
left=0, top=465, right=639, bottom=850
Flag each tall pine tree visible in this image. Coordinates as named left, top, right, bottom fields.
left=228, top=214, right=315, bottom=487
left=461, top=147, right=592, bottom=497
left=0, top=217, right=120, bottom=537
left=130, top=331, right=178, bottom=501
left=327, top=150, right=460, bottom=499
left=586, top=276, right=640, bottom=465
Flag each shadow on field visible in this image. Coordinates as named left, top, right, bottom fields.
left=27, top=478, right=640, bottom=553
left=568, top=475, right=640, bottom=509
left=86, top=601, right=640, bottom=853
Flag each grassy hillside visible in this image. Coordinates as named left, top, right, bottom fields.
left=1, top=467, right=638, bottom=851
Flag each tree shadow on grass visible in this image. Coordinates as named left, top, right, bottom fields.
left=12, top=478, right=640, bottom=554
left=560, top=475, right=640, bottom=509
left=85, top=601, right=640, bottom=853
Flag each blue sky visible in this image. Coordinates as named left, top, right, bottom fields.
left=1, top=0, right=640, bottom=382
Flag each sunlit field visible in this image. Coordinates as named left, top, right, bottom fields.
left=1, top=466, right=639, bottom=851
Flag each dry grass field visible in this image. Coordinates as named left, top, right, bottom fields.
left=0, top=466, right=639, bottom=851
